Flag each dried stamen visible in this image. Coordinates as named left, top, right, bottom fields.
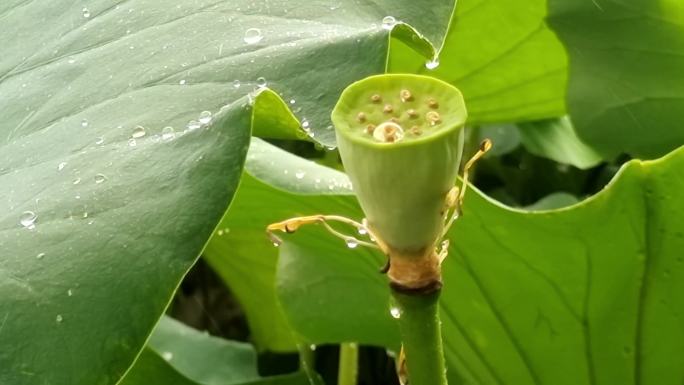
left=400, top=89, right=413, bottom=102
left=426, top=111, right=441, bottom=126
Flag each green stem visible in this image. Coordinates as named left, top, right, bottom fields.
left=391, top=289, right=448, bottom=385
left=337, top=343, right=359, bottom=385
left=298, top=343, right=316, bottom=382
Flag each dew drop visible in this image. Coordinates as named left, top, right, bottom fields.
left=131, top=125, right=146, bottom=138
left=382, top=16, right=397, bottom=30
left=128, top=138, right=137, bottom=147
left=390, top=307, right=401, bottom=319
left=162, top=351, right=173, bottom=361
left=198, top=111, right=212, bottom=124
left=58, top=162, right=67, bottom=171
left=67, top=289, right=73, bottom=297
left=243, top=28, right=263, bottom=44
left=94, top=173, right=107, bottom=184
left=95, top=136, right=104, bottom=145
left=179, top=79, right=186, bottom=85
left=295, top=170, right=305, bottom=179
left=358, top=227, right=368, bottom=235
left=217, top=229, right=224, bottom=236
left=72, top=177, right=81, bottom=185
left=425, top=58, right=440, bottom=70
left=82, top=7, right=90, bottom=18
left=301, top=119, right=310, bottom=129
left=309, top=344, right=317, bottom=351
left=81, top=119, right=89, bottom=128
left=345, top=238, right=359, bottom=249
left=187, top=120, right=201, bottom=131
left=36, top=252, right=45, bottom=259
left=256, top=77, right=267, bottom=88
left=161, top=126, right=175, bottom=141
left=56, top=314, right=63, bottom=323
left=289, top=99, right=296, bottom=104
left=232, top=79, right=241, bottom=88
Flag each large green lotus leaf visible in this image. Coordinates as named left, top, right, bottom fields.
left=0, top=0, right=454, bottom=383
left=238, top=139, right=684, bottom=384
left=203, top=138, right=358, bottom=352
left=120, top=317, right=318, bottom=385
left=389, top=0, right=568, bottom=124
left=547, top=0, right=684, bottom=159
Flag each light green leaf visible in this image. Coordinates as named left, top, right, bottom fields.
left=518, top=117, right=603, bottom=169
left=389, top=0, right=568, bottom=124
left=547, top=0, right=684, bottom=158
left=0, top=0, right=454, bottom=383
left=236, top=139, right=684, bottom=384
left=522, top=191, right=578, bottom=211
left=120, top=317, right=317, bottom=385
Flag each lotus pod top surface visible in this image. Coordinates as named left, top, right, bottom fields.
left=332, top=74, right=466, bottom=147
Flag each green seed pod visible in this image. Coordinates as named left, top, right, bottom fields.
left=332, top=74, right=466, bottom=258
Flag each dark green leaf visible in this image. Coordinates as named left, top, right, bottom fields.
left=547, top=0, right=684, bottom=158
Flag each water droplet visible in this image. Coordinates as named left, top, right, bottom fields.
left=36, top=252, right=45, bottom=259
left=345, top=238, right=359, bottom=249
left=82, top=7, right=90, bottom=18
left=289, top=99, right=296, bottom=104
left=256, top=77, right=267, bottom=88
left=160, top=126, right=175, bottom=141
left=187, top=120, right=201, bottom=131
left=80, top=119, right=89, bottom=127
left=162, top=351, right=173, bottom=361
left=131, top=126, right=146, bottom=138
left=58, top=162, right=67, bottom=171
left=272, top=241, right=281, bottom=247
left=179, top=79, right=186, bottom=85
left=73, top=177, right=81, bottom=185
left=94, top=174, right=107, bottom=184
left=232, top=80, right=241, bottom=89
left=95, top=136, right=104, bottom=145
left=390, top=307, right=401, bottom=319
left=56, top=314, right=63, bottom=323
left=382, top=16, right=397, bottom=29
left=358, top=227, right=368, bottom=235
left=128, top=138, right=137, bottom=147
left=309, top=344, right=317, bottom=351
left=68, top=58, right=76, bottom=64
left=243, top=28, right=263, bottom=44
left=67, top=289, right=73, bottom=297
left=198, top=111, right=212, bottom=124
left=301, top=120, right=310, bottom=129
left=425, top=58, right=440, bottom=70
left=217, top=229, right=224, bottom=236
left=295, top=170, right=305, bottom=179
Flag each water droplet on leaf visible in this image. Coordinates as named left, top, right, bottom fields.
left=56, top=314, right=63, bottom=323
left=131, top=126, right=146, bottom=138
left=161, top=126, right=175, bottom=141
left=295, top=170, right=305, bottom=179
left=382, top=16, right=396, bottom=29
left=390, top=307, right=401, bottom=319
left=232, top=79, right=241, bottom=88
left=425, top=58, right=440, bottom=70
left=256, top=77, right=267, bottom=88
left=94, top=174, right=107, bottom=184
left=187, top=120, right=201, bottom=131
left=244, top=28, right=263, bottom=44
left=198, top=111, right=212, bottom=124
left=345, top=238, right=359, bottom=249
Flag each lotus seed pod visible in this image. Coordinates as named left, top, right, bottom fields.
left=332, top=74, right=466, bottom=255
